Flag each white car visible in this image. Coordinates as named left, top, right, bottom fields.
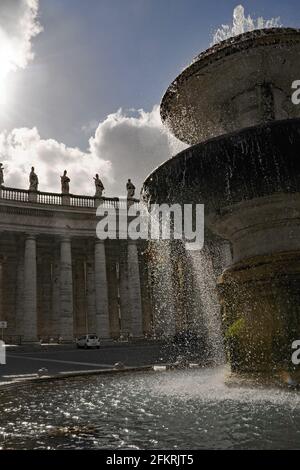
left=76, top=334, right=100, bottom=349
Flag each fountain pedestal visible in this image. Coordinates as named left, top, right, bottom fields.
left=212, top=193, right=300, bottom=372
left=219, top=251, right=300, bottom=372
left=209, top=191, right=300, bottom=371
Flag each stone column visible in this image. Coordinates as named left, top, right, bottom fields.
left=60, top=237, right=73, bottom=341
left=127, top=241, right=143, bottom=337
left=94, top=240, right=110, bottom=339
left=0, top=261, right=3, bottom=323
left=16, top=256, right=24, bottom=336
left=23, top=235, right=38, bottom=342
left=119, top=249, right=131, bottom=336
left=86, top=257, right=96, bottom=333
left=51, top=259, right=60, bottom=338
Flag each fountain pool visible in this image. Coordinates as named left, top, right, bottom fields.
left=0, top=368, right=300, bottom=450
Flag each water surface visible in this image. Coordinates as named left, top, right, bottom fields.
left=0, top=367, right=299, bottom=450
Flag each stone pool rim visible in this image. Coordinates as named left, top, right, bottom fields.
left=0, top=366, right=153, bottom=392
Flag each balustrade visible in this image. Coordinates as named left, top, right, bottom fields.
left=0, top=186, right=140, bottom=210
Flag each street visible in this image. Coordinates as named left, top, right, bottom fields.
left=0, top=342, right=165, bottom=384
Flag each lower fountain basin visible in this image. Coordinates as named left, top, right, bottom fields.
left=1, top=367, right=300, bottom=449
left=143, top=118, right=300, bottom=213
left=143, top=118, right=300, bottom=261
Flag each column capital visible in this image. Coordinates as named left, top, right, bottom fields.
left=95, top=238, right=105, bottom=245
left=60, top=235, right=72, bottom=243
left=127, top=239, right=138, bottom=246
left=25, top=233, right=37, bottom=241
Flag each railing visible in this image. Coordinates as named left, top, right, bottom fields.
left=0, top=186, right=140, bottom=210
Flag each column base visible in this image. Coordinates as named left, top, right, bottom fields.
left=218, top=251, right=300, bottom=374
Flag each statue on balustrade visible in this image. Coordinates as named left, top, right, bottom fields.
left=29, top=167, right=39, bottom=191
left=126, top=179, right=135, bottom=199
left=0, top=163, right=4, bottom=187
left=61, top=170, right=70, bottom=194
left=94, top=174, right=104, bottom=198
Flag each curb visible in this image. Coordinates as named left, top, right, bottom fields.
left=0, top=365, right=154, bottom=392
left=5, top=341, right=164, bottom=353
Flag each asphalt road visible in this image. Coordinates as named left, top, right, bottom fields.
left=0, top=343, right=165, bottom=384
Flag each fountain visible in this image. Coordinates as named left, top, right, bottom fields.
left=142, top=27, right=300, bottom=377
left=2, top=8, right=300, bottom=452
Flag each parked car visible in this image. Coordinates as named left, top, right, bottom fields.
left=76, top=334, right=100, bottom=349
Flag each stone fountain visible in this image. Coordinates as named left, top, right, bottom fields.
left=142, top=28, right=300, bottom=376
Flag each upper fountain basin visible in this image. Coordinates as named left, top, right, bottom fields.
left=161, top=28, right=300, bottom=145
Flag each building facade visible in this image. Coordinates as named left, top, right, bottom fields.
left=0, top=187, right=153, bottom=343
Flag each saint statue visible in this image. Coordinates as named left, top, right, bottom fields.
left=126, top=179, right=135, bottom=199
left=61, top=170, right=70, bottom=194
left=29, top=167, right=39, bottom=191
left=0, top=163, right=4, bottom=187
left=94, top=174, right=104, bottom=198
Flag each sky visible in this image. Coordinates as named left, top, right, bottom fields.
left=0, top=0, right=299, bottom=197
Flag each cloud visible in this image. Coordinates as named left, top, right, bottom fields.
left=0, top=126, right=112, bottom=195
left=89, top=106, right=186, bottom=196
left=0, top=107, right=186, bottom=197
left=0, top=2, right=186, bottom=199
left=0, top=0, right=42, bottom=80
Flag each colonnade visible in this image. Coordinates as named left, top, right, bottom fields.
left=0, top=234, right=147, bottom=342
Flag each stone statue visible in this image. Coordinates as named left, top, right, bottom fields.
left=61, top=170, right=70, bottom=194
left=126, top=179, right=135, bottom=199
left=0, top=163, right=4, bottom=187
left=29, top=167, right=39, bottom=191
left=94, top=174, right=104, bottom=198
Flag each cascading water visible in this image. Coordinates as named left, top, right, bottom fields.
left=186, top=248, right=225, bottom=366
left=144, top=201, right=230, bottom=365
left=147, top=240, right=177, bottom=339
